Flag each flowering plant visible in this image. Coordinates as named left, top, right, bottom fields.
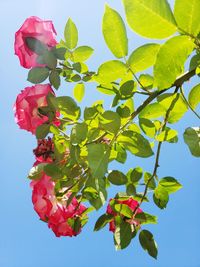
left=14, top=1, right=200, bottom=259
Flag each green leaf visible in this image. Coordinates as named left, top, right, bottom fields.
left=100, top=111, right=121, bottom=134
left=64, top=18, right=78, bottom=49
left=95, top=60, right=127, bottom=83
left=49, top=70, right=61, bottom=89
left=25, top=37, right=47, bottom=55
left=27, top=67, right=49, bottom=84
left=71, top=122, right=88, bottom=144
left=53, top=47, right=67, bottom=60
left=113, top=143, right=127, bottom=164
left=189, top=54, right=200, bottom=70
left=129, top=167, right=143, bottom=183
left=87, top=143, right=110, bottom=179
left=126, top=184, right=136, bottom=195
left=72, top=46, right=94, bottom=62
left=36, top=124, right=50, bottom=139
left=43, top=50, right=57, bottom=69
left=158, top=93, right=188, bottom=123
left=108, top=170, right=128, bottom=185
left=114, top=203, right=133, bottom=218
left=144, top=172, right=156, bottom=190
left=174, top=0, right=200, bottom=36
left=154, top=36, right=194, bottom=90
left=153, top=186, right=169, bottom=209
left=139, top=103, right=166, bottom=120
left=118, top=131, right=154, bottom=158
left=44, top=164, right=63, bottom=180
left=139, top=74, right=154, bottom=90
left=119, top=80, right=136, bottom=99
left=28, top=163, right=47, bottom=180
left=123, top=0, right=176, bottom=39
left=114, top=222, right=132, bottom=250
left=135, top=212, right=158, bottom=225
left=139, top=118, right=156, bottom=138
left=156, top=129, right=178, bottom=142
left=139, top=230, right=158, bottom=259
left=188, top=84, right=200, bottom=110
left=55, top=96, right=80, bottom=120
left=183, top=127, right=200, bottom=157
left=73, top=83, right=85, bottom=102
left=128, top=44, right=160, bottom=73
left=94, top=214, right=113, bottom=231
left=159, top=177, right=182, bottom=194
left=103, top=5, right=128, bottom=58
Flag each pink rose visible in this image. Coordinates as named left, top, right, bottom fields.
left=106, top=197, right=143, bottom=233
left=14, top=16, right=57, bottom=69
left=30, top=161, right=87, bottom=237
left=48, top=198, right=87, bottom=237
left=14, top=84, right=58, bottom=134
left=31, top=174, right=56, bottom=221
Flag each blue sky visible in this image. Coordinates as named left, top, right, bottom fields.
left=0, top=0, right=199, bottom=267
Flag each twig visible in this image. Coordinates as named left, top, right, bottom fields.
left=133, top=92, right=180, bottom=215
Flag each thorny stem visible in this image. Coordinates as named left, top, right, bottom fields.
left=133, top=91, right=180, bottom=215
left=118, top=68, right=196, bottom=136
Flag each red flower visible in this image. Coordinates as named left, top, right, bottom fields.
left=31, top=174, right=55, bottom=221
left=33, top=137, right=54, bottom=163
left=14, top=84, right=59, bottom=134
left=106, top=197, right=143, bottom=232
left=30, top=161, right=87, bottom=237
left=15, top=16, right=57, bottom=69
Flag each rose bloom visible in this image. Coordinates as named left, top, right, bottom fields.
left=33, top=137, right=54, bottom=163
left=106, top=197, right=143, bottom=232
left=14, top=84, right=59, bottom=134
left=48, top=199, right=87, bottom=237
left=31, top=161, right=87, bottom=237
left=15, top=16, right=57, bottom=68
left=31, top=174, right=56, bottom=221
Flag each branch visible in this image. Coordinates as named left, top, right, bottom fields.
left=133, top=92, right=180, bottom=215
left=119, top=68, right=197, bottom=134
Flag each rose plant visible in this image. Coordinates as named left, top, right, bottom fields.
left=14, top=0, right=200, bottom=260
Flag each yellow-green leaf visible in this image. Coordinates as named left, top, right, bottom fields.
left=95, top=60, right=127, bottom=83
left=103, top=5, right=128, bottom=58
left=64, top=18, right=78, bottom=49
left=123, top=0, right=177, bottom=39
left=72, top=46, right=94, bottom=62
left=128, top=44, right=160, bottom=73
left=73, top=83, right=85, bottom=102
left=154, top=36, right=194, bottom=90
left=174, top=0, right=200, bottom=36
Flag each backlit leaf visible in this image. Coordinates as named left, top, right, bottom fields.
left=103, top=5, right=128, bottom=58
left=123, top=0, right=177, bottom=39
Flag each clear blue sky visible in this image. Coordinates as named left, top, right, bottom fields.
left=0, top=1, right=199, bottom=267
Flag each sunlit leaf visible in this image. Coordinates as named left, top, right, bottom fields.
left=128, top=44, right=160, bottom=73
left=103, top=5, right=128, bottom=58
left=123, top=0, right=177, bottom=39
left=174, top=0, right=200, bottom=36
left=64, top=18, right=78, bottom=49
left=154, top=36, right=194, bottom=90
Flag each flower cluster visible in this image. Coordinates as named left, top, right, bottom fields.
left=107, top=198, right=143, bottom=233
left=14, top=16, right=87, bottom=237
left=31, top=166, right=87, bottom=237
